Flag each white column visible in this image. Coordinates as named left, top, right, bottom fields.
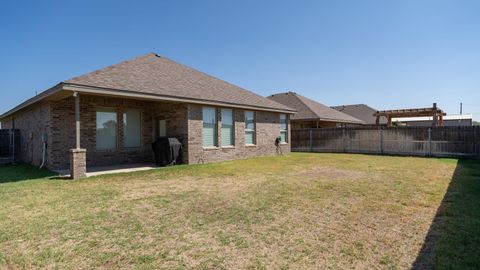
left=74, top=92, right=80, bottom=149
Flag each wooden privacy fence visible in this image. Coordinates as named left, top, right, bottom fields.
left=291, top=126, right=480, bottom=159
left=0, top=129, right=20, bottom=164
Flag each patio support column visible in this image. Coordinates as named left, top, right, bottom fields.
left=70, top=92, right=87, bottom=179
left=75, top=92, right=81, bottom=149
left=387, top=116, right=392, bottom=127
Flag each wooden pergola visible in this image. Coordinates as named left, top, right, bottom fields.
left=374, top=103, right=446, bottom=127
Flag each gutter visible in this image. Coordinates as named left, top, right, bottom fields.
left=1, top=83, right=297, bottom=119
left=292, top=117, right=365, bottom=125
left=0, top=84, right=63, bottom=120
left=62, top=83, right=297, bottom=114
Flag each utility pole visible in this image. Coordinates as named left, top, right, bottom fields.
left=460, top=102, right=463, bottom=115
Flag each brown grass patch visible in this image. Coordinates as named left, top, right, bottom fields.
left=0, top=153, right=460, bottom=269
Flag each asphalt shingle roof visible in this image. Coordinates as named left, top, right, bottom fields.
left=332, top=104, right=387, bottom=124
left=65, top=53, right=294, bottom=112
left=267, top=92, right=364, bottom=124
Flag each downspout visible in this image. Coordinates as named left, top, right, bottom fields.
left=39, top=133, right=47, bottom=169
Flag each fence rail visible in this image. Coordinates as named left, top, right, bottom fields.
left=291, top=126, right=480, bottom=159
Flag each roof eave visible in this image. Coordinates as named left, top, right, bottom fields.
left=289, top=94, right=363, bottom=124
left=0, top=84, right=63, bottom=120
left=63, top=83, right=297, bottom=114
left=292, top=117, right=364, bottom=124
left=1, top=83, right=296, bottom=121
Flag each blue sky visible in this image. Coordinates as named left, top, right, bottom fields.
left=1, top=0, right=479, bottom=120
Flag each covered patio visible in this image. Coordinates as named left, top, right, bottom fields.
left=67, top=90, right=188, bottom=179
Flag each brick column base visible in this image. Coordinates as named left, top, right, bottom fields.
left=70, top=149, right=87, bottom=179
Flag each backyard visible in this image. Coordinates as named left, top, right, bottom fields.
left=0, top=153, right=479, bottom=269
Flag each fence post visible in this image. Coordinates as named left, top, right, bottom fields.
left=309, top=129, right=313, bottom=152
left=428, top=127, right=432, bottom=157
left=380, top=128, right=384, bottom=155
left=12, top=130, right=16, bottom=164
left=474, top=127, right=477, bottom=159
left=477, top=127, right=480, bottom=159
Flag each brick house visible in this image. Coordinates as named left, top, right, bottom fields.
left=0, top=53, right=295, bottom=178
left=268, top=92, right=363, bottom=128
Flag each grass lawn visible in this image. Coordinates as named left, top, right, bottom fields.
left=0, top=153, right=479, bottom=269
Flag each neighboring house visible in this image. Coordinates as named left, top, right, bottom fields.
left=332, top=104, right=387, bottom=125
left=393, top=114, right=473, bottom=127
left=267, top=92, right=363, bottom=128
left=0, top=53, right=295, bottom=178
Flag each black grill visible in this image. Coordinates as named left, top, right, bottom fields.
left=151, top=137, right=183, bottom=166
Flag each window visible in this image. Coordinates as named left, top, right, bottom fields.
left=158, top=119, right=166, bottom=137
left=96, top=108, right=117, bottom=150
left=280, top=114, right=288, bottom=143
left=221, top=108, right=234, bottom=146
left=245, top=111, right=255, bottom=145
left=123, top=109, right=141, bottom=148
left=203, top=107, right=217, bottom=147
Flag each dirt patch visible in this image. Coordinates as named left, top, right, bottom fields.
left=115, top=174, right=264, bottom=201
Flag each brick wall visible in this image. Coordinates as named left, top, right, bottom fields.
left=49, top=95, right=189, bottom=170
left=3, top=95, right=290, bottom=170
left=187, top=104, right=291, bottom=164
left=0, top=102, right=51, bottom=167
left=151, top=102, right=189, bottom=163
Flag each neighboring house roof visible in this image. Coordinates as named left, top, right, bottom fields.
left=1, top=53, right=295, bottom=119
left=267, top=92, right=364, bottom=124
left=332, top=104, right=386, bottom=125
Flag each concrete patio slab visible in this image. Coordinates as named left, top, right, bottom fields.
left=54, top=163, right=159, bottom=178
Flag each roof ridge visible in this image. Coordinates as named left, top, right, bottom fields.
left=63, top=52, right=156, bottom=83
left=267, top=92, right=365, bottom=123
left=268, top=91, right=296, bottom=97
left=289, top=92, right=323, bottom=119
left=61, top=53, right=295, bottom=112
left=2, top=53, right=297, bottom=119
left=296, top=93, right=364, bottom=123
left=332, top=103, right=368, bottom=107
left=157, top=56, right=291, bottom=110
left=333, top=103, right=377, bottom=110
